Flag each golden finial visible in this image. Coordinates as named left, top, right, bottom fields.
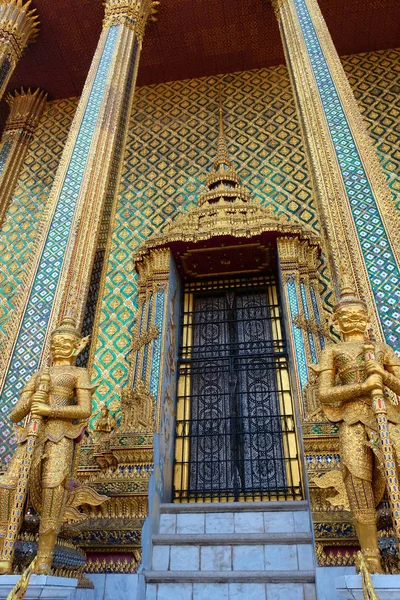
left=199, top=81, right=251, bottom=206
left=213, top=84, right=231, bottom=170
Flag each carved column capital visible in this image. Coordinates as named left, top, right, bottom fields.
left=0, top=0, right=40, bottom=62
left=103, top=0, right=159, bottom=39
left=0, top=87, right=46, bottom=227
left=5, top=87, right=47, bottom=137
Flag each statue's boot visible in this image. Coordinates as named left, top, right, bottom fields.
left=35, top=531, right=56, bottom=574
left=355, top=521, right=384, bottom=574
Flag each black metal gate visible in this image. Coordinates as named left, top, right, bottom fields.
left=173, top=274, right=302, bottom=502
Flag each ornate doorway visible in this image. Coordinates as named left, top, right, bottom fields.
left=173, top=272, right=303, bottom=502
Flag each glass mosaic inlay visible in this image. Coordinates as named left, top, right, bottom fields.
left=294, top=0, right=400, bottom=350
left=0, top=56, right=11, bottom=93
left=310, top=284, right=325, bottom=349
left=150, top=289, right=165, bottom=398
left=286, top=277, right=308, bottom=389
left=0, top=26, right=120, bottom=432
left=300, top=281, right=317, bottom=363
left=133, top=299, right=145, bottom=389
left=142, top=294, right=153, bottom=381
left=0, top=140, right=11, bottom=176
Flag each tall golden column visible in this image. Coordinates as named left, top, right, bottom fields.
left=0, top=87, right=47, bottom=227
left=0, top=0, right=39, bottom=100
left=270, top=0, right=400, bottom=350
left=0, top=0, right=159, bottom=459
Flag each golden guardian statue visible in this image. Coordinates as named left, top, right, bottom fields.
left=316, top=277, right=400, bottom=573
left=0, top=316, right=101, bottom=575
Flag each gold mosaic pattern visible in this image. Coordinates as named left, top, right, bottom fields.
left=0, top=97, right=78, bottom=336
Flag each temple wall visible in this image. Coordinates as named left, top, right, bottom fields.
left=0, top=48, right=398, bottom=444
left=91, top=47, right=400, bottom=420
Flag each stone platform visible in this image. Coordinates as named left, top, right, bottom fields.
left=336, top=573, right=400, bottom=599
left=0, top=575, right=78, bottom=599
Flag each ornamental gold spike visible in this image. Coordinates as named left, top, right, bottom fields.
left=5, top=87, right=47, bottom=135
left=214, top=85, right=231, bottom=170
left=0, top=0, right=40, bottom=51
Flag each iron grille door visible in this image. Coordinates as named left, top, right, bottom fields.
left=174, top=275, right=303, bottom=503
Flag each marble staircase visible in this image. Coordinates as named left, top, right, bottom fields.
left=144, top=500, right=316, bottom=600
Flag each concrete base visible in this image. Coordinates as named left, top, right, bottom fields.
left=336, top=574, right=400, bottom=599
left=0, top=575, right=78, bottom=599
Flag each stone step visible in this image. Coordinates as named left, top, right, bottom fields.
left=145, top=570, right=316, bottom=583
left=146, top=580, right=316, bottom=600
left=153, top=532, right=313, bottom=545
left=160, top=506, right=311, bottom=535
left=160, top=500, right=309, bottom=513
left=152, top=540, right=314, bottom=572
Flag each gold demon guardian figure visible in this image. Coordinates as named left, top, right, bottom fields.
left=316, top=278, right=400, bottom=573
left=0, top=316, right=105, bottom=575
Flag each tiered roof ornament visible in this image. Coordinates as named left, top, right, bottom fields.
left=134, top=85, right=318, bottom=268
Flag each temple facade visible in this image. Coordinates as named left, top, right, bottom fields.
left=0, top=0, right=399, bottom=599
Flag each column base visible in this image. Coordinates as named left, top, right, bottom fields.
left=336, top=574, right=400, bottom=599
left=0, top=574, right=78, bottom=599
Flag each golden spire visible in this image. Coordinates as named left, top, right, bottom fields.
left=199, top=83, right=251, bottom=206
left=213, top=85, right=231, bottom=170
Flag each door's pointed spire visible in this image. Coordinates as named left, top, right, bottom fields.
left=213, top=84, right=231, bottom=171
left=200, top=83, right=251, bottom=206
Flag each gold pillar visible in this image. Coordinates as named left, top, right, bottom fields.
left=0, top=88, right=47, bottom=227
left=0, top=0, right=39, bottom=100
left=271, top=0, right=400, bottom=348
left=0, top=0, right=159, bottom=458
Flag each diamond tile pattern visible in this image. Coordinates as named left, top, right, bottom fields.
left=294, top=0, right=400, bottom=349
left=150, top=289, right=166, bottom=398
left=0, top=140, right=11, bottom=177
left=286, top=277, right=309, bottom=389
left=0, top=27, right=119, bottom=459
left=0, top=98, right=78, bottom=339
left=300, top=281, right=317, bottom=364
left=343, top=49, right=400, bottom=211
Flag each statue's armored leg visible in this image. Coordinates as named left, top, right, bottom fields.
left=340, top=423, right=383, bottom=573
left=0, top=486, right=15, bottom=574
left=0, top=444, right=27, bottom=574
left=35, top=484, right=68, bottom=574
left=35, top=439, right=72, bottom=574
left=344, top=472, right=383, bottom=573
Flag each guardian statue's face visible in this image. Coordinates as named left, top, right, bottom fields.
left=334, top=303, right=369, bottom=336
left=50, top=332, right=78, bottom=361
